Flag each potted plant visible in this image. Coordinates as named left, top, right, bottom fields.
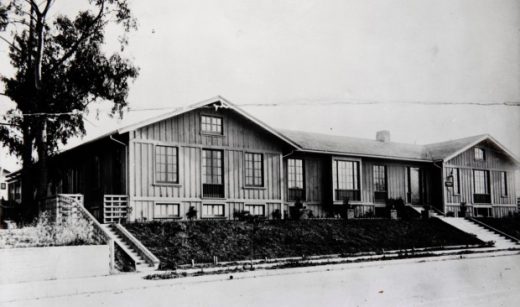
left=459, top=202, right=467, bottom=218
left=385, top=198, right=398, bottom=220
left=422, top=204, right=431, bottom=219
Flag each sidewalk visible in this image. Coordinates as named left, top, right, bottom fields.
left=1, top=249, right=518, bottom=305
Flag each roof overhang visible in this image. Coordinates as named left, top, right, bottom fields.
left=294, top=149, right=432, bottom=163
left=442, top=134, right=520, bottom=165
left=117, top=96, right=300, bottom=149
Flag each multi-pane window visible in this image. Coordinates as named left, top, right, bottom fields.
left=155, top=146, right=178, bottom=183
left=155, top=203, right=180, bottom=219
left=474, top=148, right=485, bottom=161
left=202, top=204, right=225, bottom=217
left=245, top=204, right=265, bottom=216
left=335, top=161, right=359, bottom=190
left=245, top=153, right=263, bottom=186
left=373, top=165, right=386, bottom=192
left=473, top=170, right=489, bottom=194
left=448, top=167, right=460, bottom=195
left=334, top=160, right=360, bottom=201
left=501, top=171, right=508, bottom=196
left=287, top=159, right=304, bottom=189
left=202, top=149, right=223, bottom=185
left=201, top=115, right=223, bottom=134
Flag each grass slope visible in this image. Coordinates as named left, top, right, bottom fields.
left=125, top=219, right=482, bottom=270
left=476, top=217, right=520, bottom=239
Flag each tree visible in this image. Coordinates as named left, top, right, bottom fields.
left=0, top=0, right=139, bottom=219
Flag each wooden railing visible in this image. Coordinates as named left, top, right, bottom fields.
left=103, top=195, right=129, bottom=224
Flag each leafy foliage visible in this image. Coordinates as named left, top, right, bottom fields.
left=0, top=211, right=96, bottom=248
left=0, top=1, right=138, bottom=212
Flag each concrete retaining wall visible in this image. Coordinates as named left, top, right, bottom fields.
left=0, top=245, right=110, bottom=284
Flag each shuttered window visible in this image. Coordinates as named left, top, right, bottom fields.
left=245, top=153, right=263, bottom=186
left=448, top=168, right=460, bottom=195
left=155, top=146, right=178, bottom=183
left=501, top=171, right=508, bottom=196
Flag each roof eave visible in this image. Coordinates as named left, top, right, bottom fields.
left=295, top=148, right=433, bottom=163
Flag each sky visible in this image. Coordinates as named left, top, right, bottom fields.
left=0, top=0, right=519, bottom=176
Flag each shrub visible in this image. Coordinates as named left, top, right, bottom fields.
left=272, top=209, right=282, bottom=220
left=186, top=206, right=197, bottom=220
left=0, top=211, right=96, bottom=248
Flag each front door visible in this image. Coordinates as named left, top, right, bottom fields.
left=408, top=167, right=421, bottom=205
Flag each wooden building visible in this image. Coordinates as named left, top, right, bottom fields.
left=8, top=96, right=520, bottom=221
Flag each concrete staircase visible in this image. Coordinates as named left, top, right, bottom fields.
left=407, top=205, right=518, bottom=249
left=101, top=224, right=159, bottom=272
left=436, top=217, right=519, bottom=249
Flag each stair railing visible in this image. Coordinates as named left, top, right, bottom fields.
left=467, top=217, right=520, bottom=244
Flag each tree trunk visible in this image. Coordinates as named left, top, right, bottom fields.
left=21, top=125, right=35, bottom=221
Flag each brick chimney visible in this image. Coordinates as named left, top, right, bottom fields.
left=376, top=130, right=391, bottom=142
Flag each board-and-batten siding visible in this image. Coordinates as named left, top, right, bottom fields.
left=444, top=143, right=517, bottom=206
left=128, top=107, right=285, bottom=221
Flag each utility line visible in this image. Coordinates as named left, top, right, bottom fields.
left=0, top=100, right=519, bottom=118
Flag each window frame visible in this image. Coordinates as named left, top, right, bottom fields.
left=287, top=158, right=304, bottom=189
left=200, top=115, right=224, bottom=135
left=500, top=171, right=508, bottom=197
left=448, top=167, right=460, bottom=195
left=473, top=169, right=489, bottom=195
left=154, top=145, right=179, bottom=185
left=245, top=204, right=265, bottom=216
left=202, top=203, right=225, bottom=218
left=333, top=159, right=361, bottom=202
left=244, top=152, right=264, bottom=187
left=0, top=182, right=6, bottom=190
left=154, top=203, right=181, bottom=219
left=474, top=148, right=485, bottom=161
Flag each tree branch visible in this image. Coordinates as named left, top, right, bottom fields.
left=0, top=34, right=20, bottom=52
left=49, top=0, right=106, bottom=72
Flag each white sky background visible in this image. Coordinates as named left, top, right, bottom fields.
left=1, top=0, right=519, bottom=177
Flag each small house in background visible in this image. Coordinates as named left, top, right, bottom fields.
left=6, top=96, right=519, bottom=222
left=0, top=166, right=10, bottom=202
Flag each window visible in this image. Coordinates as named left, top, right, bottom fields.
left=245, top=153, right=263, bottom=186
left=473, top=170, right=490, bottom=203
left=334, top=160, right=360, bottom=201
left=474, top=148, right=485, bottom=161
left=154, top=203, right=180, bottom=219
left=155, top=146, right=178, bottom=184
left=448, top=168, right=460, bottom=195
left=373, top=165, right=387, bottom=203
left=501, top=171, right=508, bottom=196
left=287, top=159, right=304, bottom=200
left=202, top=149, right=224, bottom=198
left=201, top=115, right=223, bottom=135
left=245, top=204, right=265, bottom=216
left=0, top=183, right=5, bottom=190
left=202, top=204, right=225, bottom=217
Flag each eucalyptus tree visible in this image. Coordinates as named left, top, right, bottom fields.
left=0, top=0, right=139, bottom=218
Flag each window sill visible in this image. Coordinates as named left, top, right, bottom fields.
left=153, top=183, right=182, bottom=187
left=202, top=196, right=226, bottom=200
left=243, top=186, right=266, bottom=190
left=201, top=132, right=225, bottom=137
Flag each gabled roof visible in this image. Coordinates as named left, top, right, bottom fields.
left=278, top=129, right=520, bottom=164
left=279, top=129, right=431, bottom=162
left=117, top=96, right=300, bottom=148
left=426, top=134, right=520, bottom=164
